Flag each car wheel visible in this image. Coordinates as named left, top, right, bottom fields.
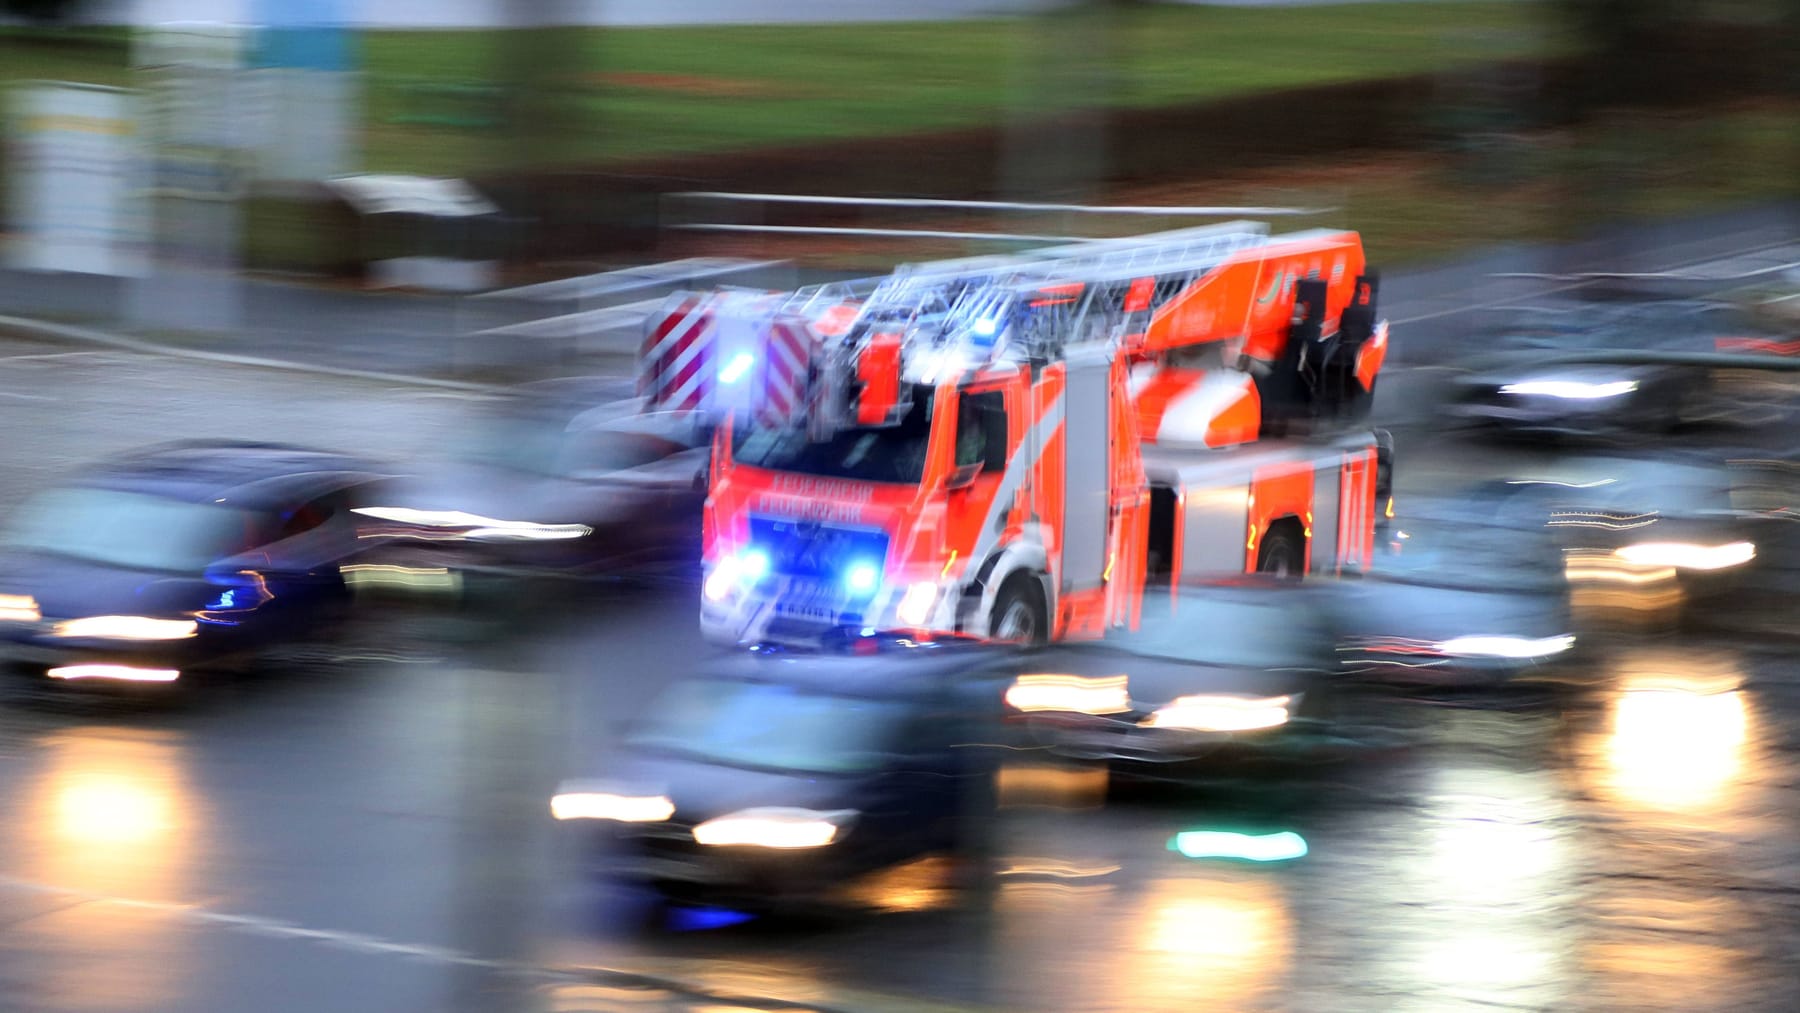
left=1256, top=527, right=1305, bottom=579
left=989, top=574, right=1049, bottom=647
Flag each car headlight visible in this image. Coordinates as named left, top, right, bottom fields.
left=703, top=548, right=771, bottom=603
left=52, top=616, right=197, bottom=641
left=1498, top=379, right=1639, bottom=400
left=692, top=807, right=856, bottom=849
left=352, top=507, right=590, bottom=541
left=0, top=593, right=39, bottom=622
left=1005, top=674, right=1131, bottom=716
left=896, top=581, right=938, bottom=626
left=549, top=790, right=674, bottom=823
left=1140, top=694, right=1292, bottom=732
left=1435, top=634, right=1576, bottom=659
left=48, top=664, right=181, bottom=683
left=1615, top=541, right=1755, bottom=571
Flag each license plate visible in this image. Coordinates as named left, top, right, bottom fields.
left=775, top=581, right=850, bottom=622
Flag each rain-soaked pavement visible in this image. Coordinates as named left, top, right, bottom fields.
left=0, top=280, right=1798, bottom=1012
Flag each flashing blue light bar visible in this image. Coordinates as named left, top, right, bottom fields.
left=1169, top=830, right=1308, bottom=863
left=972, top=318, right=998, bottom=338
left=845, top=561, right=880, bottom=595
left=742, top=549, right=771, bottom=580
left=719, top=352, right=755, bottom=384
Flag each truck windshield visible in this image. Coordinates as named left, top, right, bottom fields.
left=732, top=388, right=934, bottom=485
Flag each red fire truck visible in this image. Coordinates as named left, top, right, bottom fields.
left=639, top=221, right=1392, bottom=646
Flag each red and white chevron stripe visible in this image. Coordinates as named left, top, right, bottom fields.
left=757, top=317, right=814, bottom=427
left=640, top=295, right=717, bottom=412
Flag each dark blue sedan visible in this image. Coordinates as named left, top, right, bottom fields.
left=552, top=636, right=1010, bottom=912
left=0, top=440, right=399, bottom=685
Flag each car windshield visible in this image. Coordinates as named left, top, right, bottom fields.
left=732, top=388, right=934, bottom=484
left=630, top=679, right=910, bottom=775
left=2, top=487, right=266, bottom=572
left=1108, top=594, right=1325, bottom=669
left=1483, top=302, right=1744, bottom=352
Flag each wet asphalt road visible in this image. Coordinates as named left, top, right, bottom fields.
left=2, top=236, right=1800, bottom=1011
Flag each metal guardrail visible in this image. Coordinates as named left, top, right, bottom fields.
left=480, top=258, right=788, bottom=303
left=673, top=192, right=1332, bottom=217
left=454, top=258, right=795, bottom=370
left=476, top=298, right=669, bottom=340
left=667, top=193, right=1337, bottom=249
left=674, top=224, right=1081, bottom=243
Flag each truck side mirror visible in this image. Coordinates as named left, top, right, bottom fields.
left=948, top=463, right=982, bottom=491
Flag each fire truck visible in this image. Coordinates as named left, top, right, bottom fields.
left=638, top=221, right=1393, bottom=647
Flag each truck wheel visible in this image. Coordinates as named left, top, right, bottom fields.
left=1256, top=526, right=1305, bottom=579
left=990, top=574, right=1049, bottom=647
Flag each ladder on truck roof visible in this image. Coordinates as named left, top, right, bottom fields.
left=862, top=221, right=1272, bottom=313
left=845, top=221, right=1291, bottom=367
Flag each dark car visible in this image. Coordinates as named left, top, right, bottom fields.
left=0, top=441, right=397, bottom=685
left=351, top=377, right=713, bottom=593
left=1486, top=453, right=1773, bottom=624
left=1446, top=299, right=1793, bottom=439
left=1330, top=487, right=1576, bottom=686
left=552, top=637, right=1008, bottom=911
left=999, top=578, right=1343, bottom=771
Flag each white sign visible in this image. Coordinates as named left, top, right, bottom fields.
left=325, top=174, right=498, bottom=218
left=127, top=22, right=248, bottom=332
left=7, top=83, right=147, bottom=277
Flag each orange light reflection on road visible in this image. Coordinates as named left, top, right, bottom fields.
left=1603, top=652, right=1753, bottom=815
left=11, top=728, right=203, bottom=1011
left=995, top=761, right=1109, bottom=810
left=1125, top=874, right=1291, bottom=1011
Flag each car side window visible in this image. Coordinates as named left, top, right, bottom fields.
left=276, top=496, right=337, bottom=540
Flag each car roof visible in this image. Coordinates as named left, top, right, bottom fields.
left=77, top=441, right=391, bottom=511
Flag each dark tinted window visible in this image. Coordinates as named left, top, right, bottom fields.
left=956, top=389, right=1008, bottom=471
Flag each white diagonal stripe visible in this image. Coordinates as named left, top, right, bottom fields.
left=964, top=394, right=1067, bottom=575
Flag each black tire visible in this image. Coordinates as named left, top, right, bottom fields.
left=1256, top=526, right=1306, bottom=579
left=989, top=573, right=1049, bottom=647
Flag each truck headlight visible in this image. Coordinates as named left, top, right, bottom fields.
left=1005, top=674, right=1131, bottom=716
left=703, top=549, right=770, bottom=602
left=692, top=807, right=856, bottom=849
left=896, top=581, right=937, bottom=625
left=1141, top=694, right=1291, bottom=732
left=1615, top=541, right=1755, bottom=571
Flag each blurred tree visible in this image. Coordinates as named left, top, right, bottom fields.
left=496, top=0, right=588, bottom=171
left=1, top=0, right=82, bottom=22
left=1552, top=0, right=1686, bottom=108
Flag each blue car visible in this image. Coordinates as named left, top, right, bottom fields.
left=0, top=441, right=399, bottom=685
left=553, top=636, right=1009, bottom=912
